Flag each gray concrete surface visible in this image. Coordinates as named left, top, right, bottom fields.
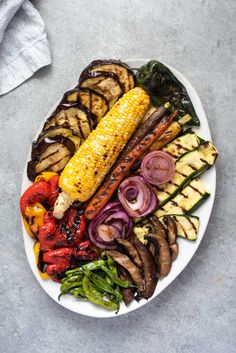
left=0, top=1, right=235, bottom=352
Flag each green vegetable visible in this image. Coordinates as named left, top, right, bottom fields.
left=136, top=60, right=200, bottom=126
left=84, top=270, right=116, bottom=295
left=82, top=276, right=118, bottom=311
left=101, top=265, right=135, bottom=289
left=159, top=215, right=200, bottom=241
left=155, top=141, right=218, bottom=208
left=82, top=259, right=106, bottom=271
left=155, top=178, right=210, bottom=217
left=161, top=129, right=202, bottom=161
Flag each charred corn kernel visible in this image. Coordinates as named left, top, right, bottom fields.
left=59, top=87, right=150, bottom=202
left=35, top=172, right=58, bottom=183
left=33, top=242, right=50, bottom=280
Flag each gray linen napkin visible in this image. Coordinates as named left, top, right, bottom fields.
left=0, top=0, right=52, bottom=95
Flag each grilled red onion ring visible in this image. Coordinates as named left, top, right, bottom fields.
left=141, top=151, right=175, bottom=185
left=88, top=201, right=132, bottom=249
left=118, top=176, right=158, bottom=217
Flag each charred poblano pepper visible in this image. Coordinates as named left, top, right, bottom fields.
left=136, top=60, right=200, bottom=126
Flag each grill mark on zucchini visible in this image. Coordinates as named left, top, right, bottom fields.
left=187, top=217, right=198, bottom=232
left=172, top=216, right=188, bottom=238
left=189, top=184, right=204, bottom=196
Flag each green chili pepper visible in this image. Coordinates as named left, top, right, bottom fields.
left=62, top=274, right=83, bottom=284
left=82, top=259, right=106, bottom=271
left=84, top=270, right=117, bottom=296
left=60, top=280, right=83, bottom=294
left=71, top=287, right=87, bottom=299
left=101, top=265, right=135, bottom=288
left=82, top=276, right=118, bottom=311
left=105, top=274, right=113, bottom=286
left=64, top=268, right=83, bottom=277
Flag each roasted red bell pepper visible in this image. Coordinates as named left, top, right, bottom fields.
left=43, top=247, right=97, bottom=276
left=38, top=208, right=87, bottom=251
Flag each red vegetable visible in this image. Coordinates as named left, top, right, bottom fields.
left=47, top=175, right=60, bottom=207
left=43, top=247, right=97, bottom=275
left=38, top=209, right=86, bottom=251
left=20, top=180, right=50, bottom=214
left=88, top=201, right=132, bottom=249
left=141, top=151, right=175, bottom=185
left=118, top=176, right=158, bottom=217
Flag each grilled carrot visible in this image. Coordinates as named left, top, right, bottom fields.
left=85, top=111, right=177, bottom=220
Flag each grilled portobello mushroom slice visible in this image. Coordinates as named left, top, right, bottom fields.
left=80, top=59, right=135, bottom=93
left=62, top=87, right=109, bottom=122
left=43, top=103, right=95, bottom=140
left=79, top=71, right=123, bottom=109
left=37, top=126, right=82, bottom=150
left=118, top=266, right=135, bottom=305
left=133, top=236, right=157, bottom=299
left=27, top=136, right=75, bottom=181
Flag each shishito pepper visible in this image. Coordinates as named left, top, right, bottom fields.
left=82, top=276, right=118, bottom=311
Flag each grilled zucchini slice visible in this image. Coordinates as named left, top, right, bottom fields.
left=159, top=215, right=199, bottom=240
left=155, top=141, right=218, bottom=207
left=155, top=178, right=210, bottom=217
left=43, top=104, right=94, bottom=140
left=80, top=59, right=135, bottom=93
left=79, top=71, right=123, bottom=108
left=161, top=129, right=202, bottom=161
left=63, top=87, right=109, bottom=122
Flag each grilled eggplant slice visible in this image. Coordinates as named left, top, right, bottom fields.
left=43, top=103, right=95, bottom=140
left=79, top=71, right=123, bottom=108
left=27, top=136, right=75, bottom=181
left=155, top=178, right=210, bottom=217
left=37, top=126, right=82, bottom=150
left=63, top=87, right=109, bottom=122
left=80, top=59, right=135, bottom=93
left=155, top=141, right=218, bottom=207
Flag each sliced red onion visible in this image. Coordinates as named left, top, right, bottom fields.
left=141, top=151, right=175, bottom=185
left=118, top=176, right=158, bottom=218
left=88, top=201, right=132, bottom=249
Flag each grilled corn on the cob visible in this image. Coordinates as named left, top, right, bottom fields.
left=53, top=87, right=150, bottom=219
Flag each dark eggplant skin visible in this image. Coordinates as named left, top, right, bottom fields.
left=62, top=87, right=109, bottom=121
left=136, top=60, right=200, bottom=126
left=44, top=101, right=96, bottom=131
left=79, top=59, right=136, bottom=92
left=27, top=136, right=75, bottom=181
left=79, top=70, right=124, bottom=93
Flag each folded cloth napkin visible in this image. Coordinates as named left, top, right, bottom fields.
left=0, top=0, right=51, bottom=95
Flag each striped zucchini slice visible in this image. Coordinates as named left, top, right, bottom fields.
left=155, top=178, right=210, bottom=217
left=161, top=129, right=201, bottom=161
left=155, top=141, right=218, bottom=207
left=159, top=215, right=200, bottom=240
